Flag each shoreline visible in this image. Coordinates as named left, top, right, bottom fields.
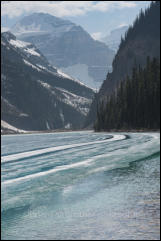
left=1, top=128, right=92, bottom=136
left=1, top=128, right=160, bottom=136
left=94, top=129, right=160, bottom=133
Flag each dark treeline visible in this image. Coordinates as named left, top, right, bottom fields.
left=119, top=1, right=160, bottom=49
left=94, top=57, right=160, bottom=131
left=85, top=1, right=160, bottom=129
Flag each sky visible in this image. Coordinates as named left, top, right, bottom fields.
left=1, top=1, right=151, bottom=39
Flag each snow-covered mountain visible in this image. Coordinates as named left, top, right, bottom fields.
left=11, top=13, right=115, bottom=89
left=1, top=32, right=94, bottom=132
left=11, top=12, right=75, bottom=38
left=102, top=25, right=129, bottom=52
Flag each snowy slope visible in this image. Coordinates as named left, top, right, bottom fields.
left=12, top=13, right=75, bottom=38
left=4, top=31, right=93, bottom=90
left=1, top=120, right=27, bottom=134
left=1, top=32, right=94, bottom=132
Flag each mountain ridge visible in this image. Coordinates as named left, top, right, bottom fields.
left=1, top=31, right=94, bottom=132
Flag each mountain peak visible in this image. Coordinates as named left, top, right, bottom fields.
left=11, top=12, right=115, bottom=89
left=27, top=12, right=73, bottom=24
left=11, top=12, right=75, bottom=36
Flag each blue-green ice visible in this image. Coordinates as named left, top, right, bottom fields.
left=1, top=131, right=160, bottom=240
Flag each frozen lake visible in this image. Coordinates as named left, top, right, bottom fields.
left=1, top=131, right=160, bottom=240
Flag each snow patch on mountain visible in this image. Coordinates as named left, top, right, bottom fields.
left=36, top=64, right=47, bottom=70
left=65, top=123, right=71, bottom=129
left=23, top=59, right=41, bottom=71
left=9, top=38, right=41, bottom=57
left=9, top=39, right=30, bottom=48
left=36, top=80, right=92, bottom=116
left=55, top=87, right=92, bottom=116
left=2, top=97, right=29, bottom=117
left=46, top=121, right=50, bottom=130
left=23, top=47, right=41, bottom=56
left=1, top=74, right=7, bottom=81
left=37, top=79, right=52, bottom=90
left=57, top=69, right=74, bottom=80
left=1, top=120, right=27, bottom=134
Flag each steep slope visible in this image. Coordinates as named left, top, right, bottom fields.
left=11, top=13, right=115, bottom=89
left=1, top=32, right=94, bottom=131
left=85, top=1, right=160, bottom=127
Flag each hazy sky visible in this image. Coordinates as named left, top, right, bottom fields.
left=1, top=1, right=151, bottom=39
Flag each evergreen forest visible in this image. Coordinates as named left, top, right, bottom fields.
left=94, top=57, right=160, bottom=131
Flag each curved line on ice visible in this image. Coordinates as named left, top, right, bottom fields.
left=1, top=134, right=126, bottom=164
left=1, top=150, right=118, bottom=185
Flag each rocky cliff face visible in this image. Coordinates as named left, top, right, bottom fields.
left=1, top=32, right=94, bottom=132
left=85, top=1, right=160, bottom=127
left=11, top=13, right=115, bottom=89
